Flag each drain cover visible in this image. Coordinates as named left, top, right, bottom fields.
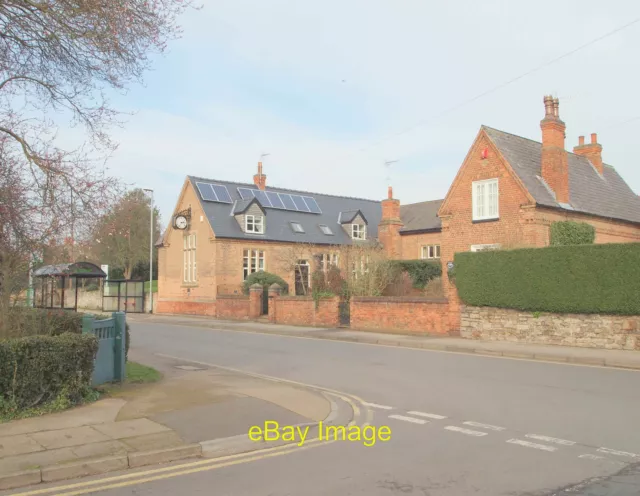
left=174, top=365, right=205, bottom=371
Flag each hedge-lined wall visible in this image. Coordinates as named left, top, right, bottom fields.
left=0, top=333, right=98, bottom=409
left=550, top=221, right=595, bottom=245
left=391, top=260, right=441, bottom=289
left=454, top=243, right=640, bottom=315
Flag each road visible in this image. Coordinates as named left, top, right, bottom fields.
left=38, top=322, right=640, bottom=495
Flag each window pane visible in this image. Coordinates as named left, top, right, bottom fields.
left=435, top=245, right=441, bottom=257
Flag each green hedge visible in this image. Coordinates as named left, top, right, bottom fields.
left=1, top=308, right=130, bottom=361
left=391, top=260, right=441, bottom=289
left=454, top=243, right=640, bottom=315
left=550, top=221, right=595, bottom=245
left=242, top=271, right=289, bottom=295
left=0, top=333, right=98, bottom=409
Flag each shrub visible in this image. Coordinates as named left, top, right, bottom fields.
left=391, top=260, right=442, bottom=289
left=550, top=221, right=595, bottom=246
left=0, top=333, right=98, bottom=410
left=242, top=271, right=289, bottom=295
left=454, top=243, right=640, bottom=315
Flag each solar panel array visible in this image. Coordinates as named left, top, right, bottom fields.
left=237, top=188, right=322, bottom=214
left=195, top=182, right=232, bottom=203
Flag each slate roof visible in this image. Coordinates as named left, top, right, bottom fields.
left=484, top=126, right=640, bottom=225
left=187, top=176, right=382, bottom=245
left=339, top=210, right=366, bottom=224
left=400, top=200, right=443, bottom=233
left=232, top=198, right=260, bottom=215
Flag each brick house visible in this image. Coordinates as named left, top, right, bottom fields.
left=156, top=165, right=384, bottom=316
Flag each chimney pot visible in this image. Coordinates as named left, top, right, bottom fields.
left=553, top=98, right=560, bottom=118
left=253, top=161, right=267, bottom=190
left=578, top=135, right=585, bottom=146
left=388, top=186, right=393, bottom=199
left=543, top=95, right=554, bottom=117
left=591, top=133, right=597, bottom=144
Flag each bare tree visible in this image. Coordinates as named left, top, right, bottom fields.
left=0, top=0, right=191, bottom=303
left=341, top=242, right=397, bottom=297
left=274, top=243, right=315, bottom=296
left=91, top=189, right=161, bottom=279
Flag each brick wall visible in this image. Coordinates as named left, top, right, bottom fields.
left=216, top=295, right=250, bottom=320
left=461, top=306, right=640, bottom=350
left=350, top=296, right=450, bottom=335
left=400, top=231, right=442, bottom=260
left=272, top=296, right=340, bottom=327
left=156, top=299, right=216, bottom=316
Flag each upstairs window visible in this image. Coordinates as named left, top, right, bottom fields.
left=472, top=178, right=499, bottom=221
left=290, top=222, right=305, bottom=233
left=245, top=215, right=264, bottom=234
left=351, top=224, right=366, bottom=240
left=421, top=245, right=441, bottom=259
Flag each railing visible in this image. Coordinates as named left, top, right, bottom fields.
left=82, top=312, right=126, bottom=386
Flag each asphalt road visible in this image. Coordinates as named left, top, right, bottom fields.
left=56, top=323, right=640, bottom=495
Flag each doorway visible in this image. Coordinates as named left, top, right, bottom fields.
left=295, top=260, right=310, bottom=296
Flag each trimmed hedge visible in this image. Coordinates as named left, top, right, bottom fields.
left=455, top=243, right=640, bottom=315
left=391, top=260, right=442, bottom=289
left=242, top=271, right=289, bottom=295
left=0, top=333, right=98, bottom=409
left=550, top=221, right=595, bottom=245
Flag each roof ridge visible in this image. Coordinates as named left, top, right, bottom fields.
left=401, top=199, right=444, bottom=208
left=187, top=175, right=381, bottom=203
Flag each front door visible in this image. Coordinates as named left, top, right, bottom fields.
left=295, top=260, right=310, bottom=296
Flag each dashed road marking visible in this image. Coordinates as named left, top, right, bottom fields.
left=363, top=402, right=393, bottom=410
left=525, top=434, right=576, bottom=446
left=507, top=439, right=557, bottom=452
left=388, top=414, right=428, bottom=424
left=579, top=454, right=605, bottom=460
left=407, top=411, right=447, bottom=420
left=597, top=447, right=638, bottom=458
left=462, top=421, right=506, bottom=431
left=444, top=426, right=488, bottom=437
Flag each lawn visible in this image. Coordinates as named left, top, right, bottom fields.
left=143, top=280, right=158, bottom=293
left=125, top=361, right=162, bottom=383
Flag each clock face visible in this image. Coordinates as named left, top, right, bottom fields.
left=175, top=216, right=188, bottom=230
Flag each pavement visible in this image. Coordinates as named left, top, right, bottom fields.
left=127, top=312, right=640, bottom=370
left=0, top=349, right=345, bottom=491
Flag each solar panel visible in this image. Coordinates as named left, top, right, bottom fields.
left=237, top=187, right=255, bottom=200
left=266, top=192, right=285, bottom=209
left=252, top=189, right=272, bottom=207
left=303, top=196, right=321, bottom=214
left=196, top=182, right=217, bottom=201
left=212, top=184, right=232, bottom=203
left=291, top=195, right=310, bottom=212
left=279, top=193, right=297, bottom=210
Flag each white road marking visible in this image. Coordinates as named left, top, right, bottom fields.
left=462, top=421, right=506, bottom=431
left=388, top=415, right=428, bottom=424
left=444, top=426, right=488, bottom=437
left=579, top=454, right=604, bottom=460
left=362, top=402, right=393, bottom=410
left=507, top=439, right=557, bottom=452
left=597, top=447, right=638, bottom=458
left=407, top=411, right=447, bottom=420
left=525, top=434, right=576, bottom=446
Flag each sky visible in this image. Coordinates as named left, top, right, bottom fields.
left=98, top=0, right=640, bottom=227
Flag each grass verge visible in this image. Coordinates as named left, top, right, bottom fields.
left=126, top=361, right=162, bottom=384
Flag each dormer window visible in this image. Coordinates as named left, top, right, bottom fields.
left=245, top=215, right=264, bottom=234
left=351, top=224, right=366, bottom=240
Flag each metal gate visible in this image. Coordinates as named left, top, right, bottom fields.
left=102, top=280, right=145, bottom=313
left=339, top=298, right=350, bottom=326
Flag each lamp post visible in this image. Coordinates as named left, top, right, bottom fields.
left=143, top=188, right=154, bottom=313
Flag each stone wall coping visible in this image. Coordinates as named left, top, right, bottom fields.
left=216, top=294, right=250, bottom=300
left=277, top=295, right=338, bottom=301
left=352, top=296, right=448, bottom=304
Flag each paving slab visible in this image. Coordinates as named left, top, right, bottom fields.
left=0, top=447, right=78, bottom=473
left=91, top=418, right=171, bottom=440
left=0, top=434, right=44, bottom=458
left=28, top=426, right=110, bottom=450
left=119, top=431, right=186, bottom=451
left=70, top=440, right=131, bottom=459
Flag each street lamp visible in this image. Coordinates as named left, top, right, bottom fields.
left=143, top=188, right=154, bottom=313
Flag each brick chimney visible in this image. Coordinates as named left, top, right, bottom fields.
left=253, top=162, right=266, bottom=190
left=573, top=133, right=603, bottom=175
left=540, top=95, right=569, bottom=203
left=378, top=186, right=403, bottom=258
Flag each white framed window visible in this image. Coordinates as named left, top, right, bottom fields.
left=245, top=215, right=264, bottom=234
left=351, top=224, right=366, bottom=240
left=472, top=178, right=499, bottom=221
left=318, top=253, right=339, bottom=272
left=243, top=249, right=265, bottom=280
left=420, top=245, right=441, bottom=259
left=183, top=233, right=197, bottom=283
left=290, top=222, right=305, bottom=233
left=319, top=224, right=333, bottom=236
left=470, top=243, right=501, bottom=252
left=351, top=255, right=370, bottom=279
